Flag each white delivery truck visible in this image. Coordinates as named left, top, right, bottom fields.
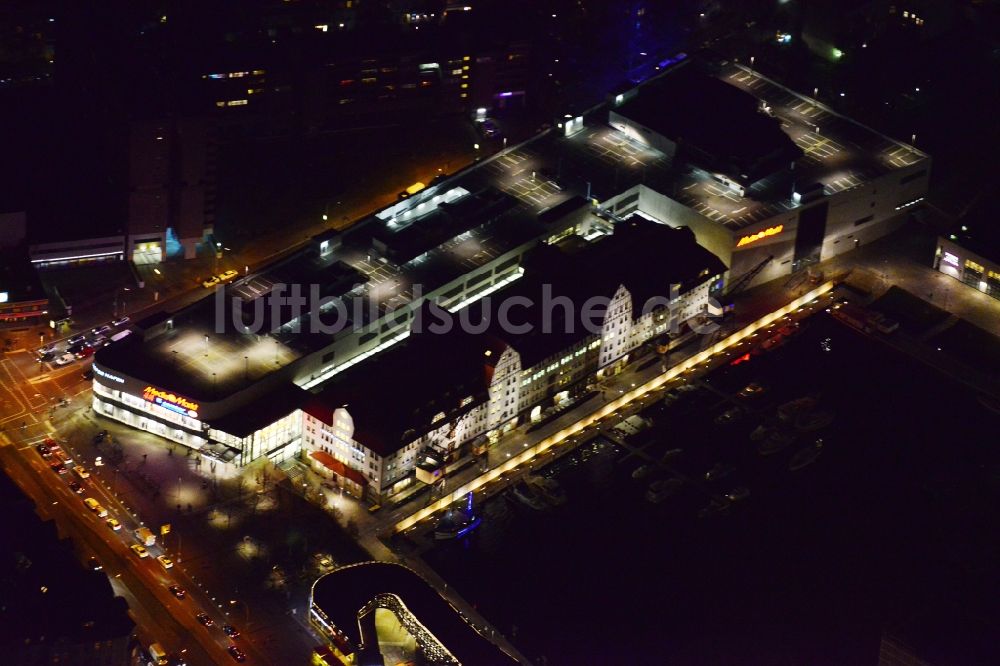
left=134, top=527, right=156, bottom=547
left=148, top=642, right=168, bottom=665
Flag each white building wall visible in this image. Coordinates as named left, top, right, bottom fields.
left=599, top=284, right=635, bottom=369
left=487, top=347, right=522, bottom=431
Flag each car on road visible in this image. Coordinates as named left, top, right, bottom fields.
left=87, top=557, right=103, bottom=571
left=92, top=324, right=113, bottom=336
left=93, top=430, right=108, bottom=443
left=82, top=367, right=94, bottom=380
left=90, top=335, right=109, bottom=347
left=74, top=346, right=95, bottom=360
left=480, top=119, right=500, bottom=137
left=106, top=517, right=121, bottom=531
left=218, top=269, right=239, bottom=282
left=68, top=480, right=84, bottom=494
left=156, top=555, right=173, bottom=569
left=222, top=624, right=240, bottom=638
left=67, top=333, right=87, bottom=346
left=73, top=465, right=90, bottom=479
left=83, top=498, right=108, bottom=517
left=54, top=353, right=76, bottom=366
left=130, top=544, right=149, bottom=558
left=111, top=316, right=130, bottom=327
left=227, top=645, right=246, bottom=662
left=202, top=276, right=220, bottom=288
left=168, top=585, right=186, bottom=599
left=35, top=443, right=52, bottom=458
left=49, top=461, right=68, bottom=474
left=195, top=612, right=215, bottom=627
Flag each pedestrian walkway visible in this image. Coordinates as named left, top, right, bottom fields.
left=391, top=282, right=836, bottom=534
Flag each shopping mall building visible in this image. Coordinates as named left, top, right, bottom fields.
left=92, top=57, right=929, bottom=501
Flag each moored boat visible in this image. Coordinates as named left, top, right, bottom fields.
left=527, top=474, right=567, bottom=506
left=789, top=439, right=824, bottom=471
left=434, top=493, right=482, bottom=540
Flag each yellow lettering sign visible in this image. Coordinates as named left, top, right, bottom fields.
left=142, top=386, right=199, bottom=417
left=737, top=224, right=784, bottom=247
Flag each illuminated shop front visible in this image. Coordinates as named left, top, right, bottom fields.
left=92, top=363, right=302, bottom=467
left=935, top=236, right=1000, bottom=301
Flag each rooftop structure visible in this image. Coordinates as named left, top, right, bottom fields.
left=94, top=56, right=929, bottom=478
left=612, top=65, right=803, bottom=187
left=303, top=218, right=723, bottom=483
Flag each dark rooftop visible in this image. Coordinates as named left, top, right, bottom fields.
left=614, top=63, right=803, bottom=185
left=0, top=474, right=134, bottom=653
left=308, top=217, right=724, bottom=455
left=308, top=321, right=501, bottom=456
left=311, top=561, right=516, bottom=666
left=949, top=197, right=1000, bottom=263
left=0, top=246, right=47, bottom=303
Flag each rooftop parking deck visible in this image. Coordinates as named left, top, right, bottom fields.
left=99, top=58, right=928, bottom=400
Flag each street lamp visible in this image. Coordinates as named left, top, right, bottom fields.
left=229, top=599, right=250, bottom=625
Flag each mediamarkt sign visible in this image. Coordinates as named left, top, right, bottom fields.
left=142, top=386, right=200, bottom=418
left=736, top=224, right=783, bottom=248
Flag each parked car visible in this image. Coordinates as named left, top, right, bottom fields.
left=481, top=119, right=500, bottom=137
left=227, top=645, right=246, bottom=662
left=130, top=544, right=149, bottom=558
left=106, top=517, right=122, bottom=530
left=218, top=269, right=239, bottom=281
left=222, top=624, right=241, bottom=638
left=54, top=353, right=76, bottom=366
left=92, top=324, right=112, bottom=336
left=111, top=316, right=130, bottom=327
left=88, top=557, right=103, bottom=571
left=74, top=346, right=95, bottom=360
left=68, top=480, right=84, bottom=494
left=202, top=276, right=220, bottom=289
left=156, top=555, right=174, bottom=569
left=67, top=334, right=87, bottom=346
left=169, top=585, right=187, bottom=599
left=196, top=612, right=215, bottom=627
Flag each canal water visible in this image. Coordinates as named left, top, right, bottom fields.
left=424, top=313, right=1000, bottom=664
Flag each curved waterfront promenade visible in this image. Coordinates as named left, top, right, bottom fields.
left=310, top=561, right=518, bottom=665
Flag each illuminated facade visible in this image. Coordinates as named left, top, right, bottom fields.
left=935, top=235, right=1000, bottom=302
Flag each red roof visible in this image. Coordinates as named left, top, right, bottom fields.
left=309, top=451, right=367, bottom=486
